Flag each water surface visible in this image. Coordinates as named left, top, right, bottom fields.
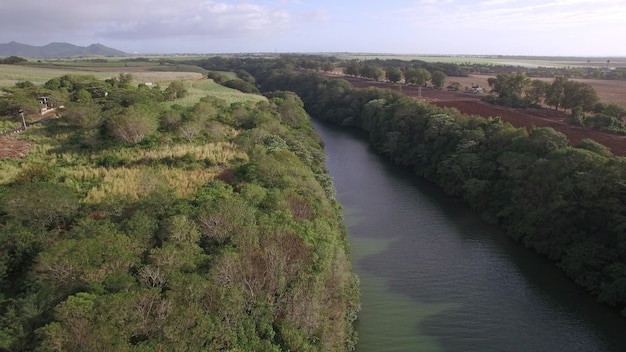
left=313, top=120, right=626, bottom=352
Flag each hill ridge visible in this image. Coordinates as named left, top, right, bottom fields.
left=0, top=41, right=127, bottom=58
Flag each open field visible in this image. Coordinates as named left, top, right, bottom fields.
left=0, top=63, right=204, bottom=87
left=178, top=78, right=266, bottom=106
left=335, top=54, right=626, bottom=68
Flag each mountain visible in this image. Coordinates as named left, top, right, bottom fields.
left=0, top=41, right=127, bottom=58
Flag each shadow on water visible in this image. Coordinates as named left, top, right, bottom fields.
left=312, top=119, right=626, bottom=352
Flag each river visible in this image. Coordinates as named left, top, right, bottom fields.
left=312, top=120, right=626, bottom=352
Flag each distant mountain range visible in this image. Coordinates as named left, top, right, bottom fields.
left=0, top=41, right=127, bottom=58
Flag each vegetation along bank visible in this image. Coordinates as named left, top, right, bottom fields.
left=249, top=67, right=626, bottom=317
left=0, top=72, right=359, bottom=351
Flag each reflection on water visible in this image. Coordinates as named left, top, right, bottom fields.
left=313, top=120, right=626, bottom=352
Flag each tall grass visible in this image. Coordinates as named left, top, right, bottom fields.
left=72, top=166, right=221, bottom=203
left=98, top=142, right=247, bottom=165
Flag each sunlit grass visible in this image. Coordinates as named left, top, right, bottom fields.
left=73, top=165, right=220, bottom=203
left=173, top=78, right=266, bottom=106
left=0, top=64, right=204, bottom=87
left=0, top=162, right=21, bottom=184
left=62, top=142, right=248, bottom=202
left=110, top=142, right=247, bottom=164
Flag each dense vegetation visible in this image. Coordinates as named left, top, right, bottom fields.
left=0, top=74, right=359, bottom=351
left=252, top=69, right=626, bottom=316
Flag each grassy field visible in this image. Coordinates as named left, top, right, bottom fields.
left=0, top=62, right=266, bottom=107
left=178, top=78, right=266, bottom=106
left=0, top=63, right=204, bottom=87
left=337, top=54, right=626, bottom=68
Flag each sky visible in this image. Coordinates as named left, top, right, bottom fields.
left=0, top=0, right=625, bottom=56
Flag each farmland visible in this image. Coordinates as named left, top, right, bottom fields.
left=336, top=53, right=626, bottom=68
left=339, top=74, right=626, bottom=156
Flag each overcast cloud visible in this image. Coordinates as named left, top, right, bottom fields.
left=0, top=0, right=624, bottom=55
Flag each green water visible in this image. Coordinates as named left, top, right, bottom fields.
left=314, top=120, right=626, bottom=352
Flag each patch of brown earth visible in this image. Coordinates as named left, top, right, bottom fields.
left=338, top=75, right=626, bottom=156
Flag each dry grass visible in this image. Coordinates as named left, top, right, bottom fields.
left=64, top=142, right=248, bottom=203
left=445, top=74, right=626, bottom=106
left=73, top=166, right=217, bottom=203
left=113, top=142, right=247, bottom=164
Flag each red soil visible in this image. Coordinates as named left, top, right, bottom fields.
left=339, top=75, right=626, bottom=156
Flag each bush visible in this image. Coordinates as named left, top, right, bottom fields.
left=223, top=79, right=259, bottom=94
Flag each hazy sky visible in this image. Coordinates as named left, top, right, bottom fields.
left=1, top=0, right=624, bottom=56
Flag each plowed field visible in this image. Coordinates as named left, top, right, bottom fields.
left=339, top=75, right=626, bottom=156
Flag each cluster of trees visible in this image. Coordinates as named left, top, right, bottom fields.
left=253, top=69, right=626, bottom=317
left=342, top=60, right=447, bottom=89
left=0, top=56, right=27, bottom=65
left=0, top=73, right=189, bottom=121
left=206, top=70, right=259, bottom=94
left=0, top=75, right=358, bottom=350
left=484, top=73, right=626, bottom=133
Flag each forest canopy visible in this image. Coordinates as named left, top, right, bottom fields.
left=0, top=74, right=359, bottom=351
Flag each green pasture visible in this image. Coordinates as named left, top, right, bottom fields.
left=0, top=63, right=201, bottom=87
left=177, top=78, right=266, bottom=107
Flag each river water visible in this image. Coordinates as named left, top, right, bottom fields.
left=312, top=120, right=626, bottom=352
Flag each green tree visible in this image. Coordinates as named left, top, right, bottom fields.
left=546, top=76, right=567, bottom=110
left=73, top=88, right=92, bottom=103
left=163, top=80, right=188, bottom=101
left=385, top=67, right=403, bottom=84
left=105, top=104, right=159, bottom=144
left=562, top=80, right=599, bottom=112
left=405, top=67, right=431, bottom=86
left=1, top=182, right=80, bottom=231
left=343, top=60, right=362, bottom=76
left=430, top=71, right=446, bottom=89
left=525, top=79, right=550, bottom=105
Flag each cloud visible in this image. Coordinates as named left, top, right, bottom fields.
left=298, top=9, right=332, bottom=23
left=387, top=0, right=626, bottom=29
left=0, top=0, right=291, bottom=43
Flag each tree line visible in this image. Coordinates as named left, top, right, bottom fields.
left=484, top=73, right=626, bottom=134
left=252, top=68, right=626, bottom=317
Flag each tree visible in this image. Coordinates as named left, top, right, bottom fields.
left=320, top=61, right=335, bottom=73
left=0, top=56, right=27, bottom=64
left=63, top=102, right=102, bottom=129
left=163, top=80, right=188, bottom=101
left=1, top=182, right=80, bottom=231
left=561, top=81, right=599, bottom=112
left=385, top=67, right=403, bottom=84
left=405, top=67, right=430, bottom=86
left=360, top=64, right=384, bottom=81
left=73, top=88, right=92, bottom=103
left=343, top=60, right=361, bottom=76
left=546, top=76, right=567, bottom=110
left=525, top=79, right=550, bottom=105
left=430, top=71, right=446, bottom=89
left=117, top=73, right=134, bottom=88
left=106, top=104, right=159, bottom=144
